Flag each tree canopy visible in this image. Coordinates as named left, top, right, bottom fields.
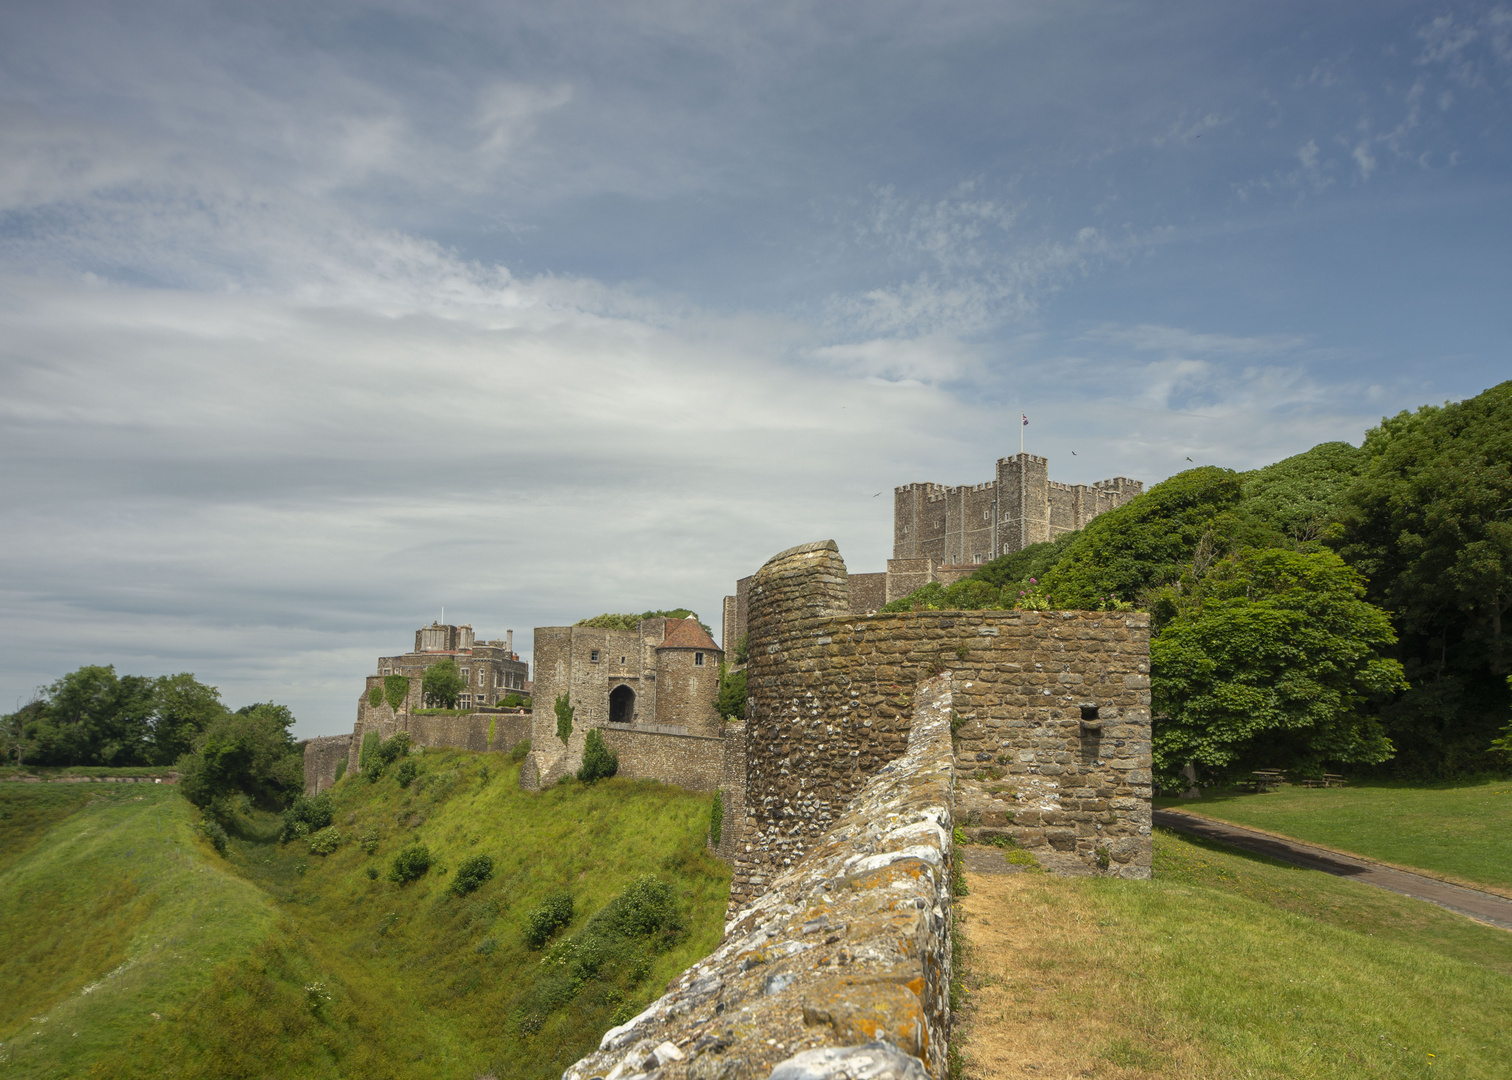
left=1151, top=547, right=1405, bottom=787
left=5, top=666, right=230, bottom=768
left=176, top=702, right=303, bottom=810
left=575, top=609, right=713, bottom=637
left=422, top=658, right=465, bottom=709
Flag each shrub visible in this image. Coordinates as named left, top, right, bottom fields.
left=597, top=875, right=682, bottom=942
left=383, top=673, right=410, bottom=712
left=280, top=792, right=335, bottom=843
left=508, top=738, right=531, bottom=763
left=709, top=789, right=723, bottom=847
left=308, top=826, right=342, bottom=856
left=389, top=843, right=432, bottom=884
left=396, top=758, right=418, bottom=788
left=450, top=854, right=495, bottom=896
left=502, top=693, right=525, bottom=708
left=577, top=729, right=618, bottom=782
left=476, top=937, right=498, bottom=955
left=333, top=759, right=346, bottom=783
left=524, top=893, right=574, bottom=948
left=377, top=732, right=412, bottom=766
left=554, top=694, right=574, bottom=746
left=716, top=665, right=746, bottom=721
left=358, top=826, right=381, bottom=854
left=197, top=817, right=229, bottom=855
left=365, top=866, right=378, bottom=880
left=359, top=731, right=382, bottom=778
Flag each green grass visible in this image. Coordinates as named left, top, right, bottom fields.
left=0, top=785, right=278, bottom=1078
left=0, top=766, right=179, bottom=779
left=80, top=750, right=729, bottom=1080
left=1156, top=779, right=1512, bottom=892
left=960, top=828, right=1512, bottom=1079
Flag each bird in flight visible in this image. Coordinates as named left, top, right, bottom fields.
left=873, top=492, right=882, bottom=497
left=1186, top=457, right=1193, bottom=462
left=1071, top=450, right=1077, bottom=455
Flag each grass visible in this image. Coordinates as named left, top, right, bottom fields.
left=0, top=766, right=179, bottom=779
left=76, top=750, right=729, bottom=1080
left=954, top=827, right=1512, bottom=1079
left=0, top=785, right=278, bottom=1078
left=1155, top=778, right=1512, bottom=893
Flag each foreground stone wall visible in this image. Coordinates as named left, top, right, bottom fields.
left=564, top=677, right=956, bottom=1080
left=732, top=540, right=1150, bottom=912
left=599, top=726, right=730, bottom=793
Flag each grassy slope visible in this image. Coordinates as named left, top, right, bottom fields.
left=1154, top=780, right=1512, bottom=893
left=86, top=750, right=728, bottom=1080
left=957, top=828, right=1512, bottom=1080
left=0, top=785, right=278, bottom=1078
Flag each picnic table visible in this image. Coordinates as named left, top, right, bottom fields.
left=1246, top=769, right=1286, bottom=792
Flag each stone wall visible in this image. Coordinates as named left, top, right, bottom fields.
left=563, top=676, right=956, bottom=1080
left=731, top=540, right=1151, bottom=913
left=599, top=726, right=730, bottom=792
left=305, top=706, right=533, bottom=793
left=302, top=733, right=353, bottom=795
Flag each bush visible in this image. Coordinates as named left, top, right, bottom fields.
left=577, top=729, right=618, bottom=782
left=508, top=738, right=531, bottom=763
left=383, top=673, right=410, bottom=712
left=450, top=854, right=495, bottom=896
left=308, top=826, right=342, bottom=855
left=396, top=758, right=418, bottom=788
left=389, top=843, right=432, bottom=884
left=709, top=789, right=723, bottom=847
left=524, top=893, right=574, bottom=948
left=598, top=875, right=682, bottom=942
left=333, top=759, right=346, bottom=783
left=366, top=865, right=378, bottom=880
left=197, top=817, right=229, bottom=855
left=555, top=694, right=574, bottom=745
left=716, top=665, right=746, bottom=721
left=358, top=826, right=381, bottom=854
left=359, top=730, right=382, bottom=778
left=377, top=732, right=412, bottom=766
left=280, top=793, right=335, bottom=843
left=502, top=693, right=525, bottom=708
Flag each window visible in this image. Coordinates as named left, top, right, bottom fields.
left=461, top=668, right=470, bottom=680
left=1080, top=705, right=1100, bottom=720
left=620, top=656, right=626, bottom=665
left=591, top=649, right=600, bottom=662
left=694, top=652, right=705, bottom=667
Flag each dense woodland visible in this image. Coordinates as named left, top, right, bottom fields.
left=884, top=381, right=1512, bottom=787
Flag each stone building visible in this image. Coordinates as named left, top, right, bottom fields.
left=894, top=451, right=1142, bottom=566
left=722, top=453, right=1143, bottom=648
left=376, top=623, right=530, bottom=710
left=728, top=540, right=1152, bottom=911
left=526, top=616, right=726, bottom=786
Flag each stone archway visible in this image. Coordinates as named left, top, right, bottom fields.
left=609, top=684, right=635, bottom=724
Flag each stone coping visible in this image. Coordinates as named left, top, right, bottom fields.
left=562, top=676, right=956, bottom=1080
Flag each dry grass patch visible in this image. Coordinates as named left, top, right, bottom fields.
left=956, top=871, right=1213, bottom=1080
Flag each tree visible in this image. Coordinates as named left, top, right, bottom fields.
left=1151, top=547, right=1406, bottom=789
left=1241, top=441, right=1366, bottom=542
left=577, top=728, right=618, bottom=782
left=1337, top=382, right=1512, bottom=775
left=716, top=664, right=747, bottom=721
left=176, top=702, right=303, bottom=810
left=148, top=673, right=230, bottom=765
left=422, top=659, right=464, bottom=708
left=554, top=693, right=574, bottom=745
left=21, top=665, right=156, bottom=766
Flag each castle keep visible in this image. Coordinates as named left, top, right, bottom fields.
left=379, top=623, right=530, bottom=710
left=894, top=451, right=1142, bottom=566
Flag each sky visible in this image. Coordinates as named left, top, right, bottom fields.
left=2, top=0, right=1509, bottom=738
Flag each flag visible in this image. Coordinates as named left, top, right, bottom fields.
left=1021, top=413, right=1029, bottom=426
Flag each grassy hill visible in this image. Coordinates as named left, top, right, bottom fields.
left=957, top=827, right=1512, bottom=1079
left=1155, top=779, right=1512, bottom=895
left=0, top=751, right=728, bottom=1080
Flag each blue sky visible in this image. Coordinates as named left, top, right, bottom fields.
left=2, top=0, right=1508, bottom=736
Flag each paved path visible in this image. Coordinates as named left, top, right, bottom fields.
left=1154, top=808, right=1512, bottom=932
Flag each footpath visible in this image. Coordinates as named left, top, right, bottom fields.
left=1154, top=808, right=1512, bottom=932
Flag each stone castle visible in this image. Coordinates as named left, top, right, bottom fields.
left=300, top=453, right=1154, bottom=1079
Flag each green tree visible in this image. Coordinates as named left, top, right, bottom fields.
left=1337, top=382, right=1512, bottom=775
left=21, top=665, right=157, bottom=766
left=176, top=702, right=303, bottom=810
left=1241, top=441, right=1366, bottom=542
left=554, top=694, right=574, bottom=746
left=422, top=659, right=464, bottom=708
left=147, top=673, right=230, bottom=765
left=716, top=664, right=747, bottom=721
left=1151, top=547, right=1406, bottom=788
left=1043, top=467, right=1267, bottom=609
left=383, top=673, right=410, bottom=712
left=577, top=728, right=618, bottom=782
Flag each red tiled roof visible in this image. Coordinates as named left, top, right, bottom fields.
left=658, top=617, right=721, bottom=652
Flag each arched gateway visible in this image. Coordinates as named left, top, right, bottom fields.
left=609, top=683, right=635, bottom=724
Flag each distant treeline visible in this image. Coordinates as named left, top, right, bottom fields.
left=886, top=380, right=1512, bottom=787
left=2, top=667, right=303, bottom=809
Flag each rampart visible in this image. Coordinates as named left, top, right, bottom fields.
left=564, top=676, right=956, bottom=1080
left=732, top=540, right=1151, bottom=912
left=302, top=706, right=532, bottom=795
left=301, top=734, right=353, bottom=794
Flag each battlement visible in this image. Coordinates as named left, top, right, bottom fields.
left=895, top=452, right=1142, bottom=562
